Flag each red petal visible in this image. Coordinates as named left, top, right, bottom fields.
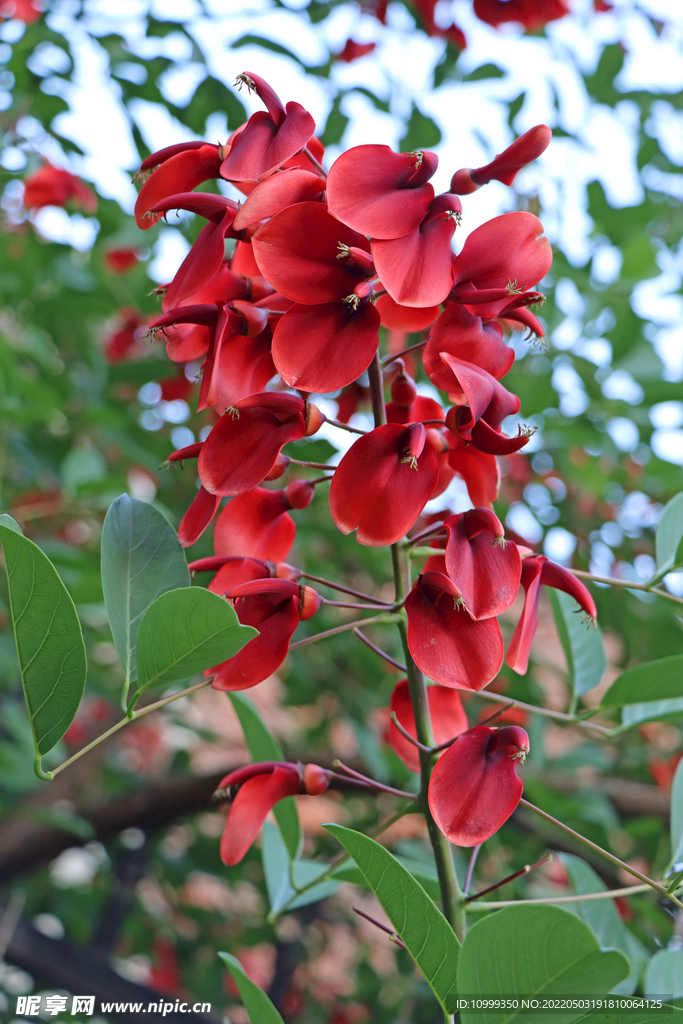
left=273, top=300, right=380, bottom=393
left=372, top=206, right=456, bottom=307
left=233, top=169, right=325, bottom=230
left=211, top=593, right=300, bottom=690
left=405, top=572, right=504, bottom=690
left=447, top=443, right=500, bottom=507
left=428, top=725, right=528, bottom=846
left=164, top=213, right=236, bottom=308
left=423, top=304, right=514, bottom=385
left=329, top=424, right=438, bottom=546
left=375, top=293, right=440, bottom=331
left=134, top=145, right=222, bottom=228
left=252, top=202, right=372, bottom=304
left=326, top=145, right=436, bottom=238
left=207, top=557, right=271, bottom=594
left=213, top=488, right=295, bottom=562
left=220, top=103, right=316, bottom=182
left=443, top=510, right=521, bottom=619
left=178, top=486, right=221, bottom=547
left=506, top=556, right=543, bottom=674
left=220, top=765, right=301, bottom=865
left=388, top=679, right=468, bottom=772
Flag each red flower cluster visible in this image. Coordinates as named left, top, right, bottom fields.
left=135, top=72, right=596, bottom=863
left=22, top=163, right=97, bottom=213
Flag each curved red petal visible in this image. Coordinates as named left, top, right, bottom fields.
left=375, top=293, right=440, bottom=332
left=447, top=443, right=500, bottom=508
left=213, top=488, right=295, bottom=562
left=233, top=169, right=325, bottom=230
left=220, top=766, right=301, bottom=865
left=506, top=556, right=543, bottom=674
left=220, top=104, right=316, bottom=182
left=211, top=594, right=300, bottom=690
left=207, top=557, right=271, bottom=595
left=405, top=572, right=504, bottom=690
left=428, top=725, right=527, bottom=846
left=372, top=213, right=455, bottom=308
left=388, top=679, right=468, bottom=772
left=329, top=424, right=438, bottom=546
left=178, top=486, right=221, bottom=548
left=423, top=304, right=514, bottom=385
left=134, top=145, right=222, bottom=228
left=539, top=559, right=597, bottom=619
left=443, top=511, right=521, bottom=619
left=273, top=300, right=380, bottom=394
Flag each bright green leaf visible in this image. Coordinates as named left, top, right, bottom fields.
left=671, top=757, right=683, bottom=869
left=0, top=514, right=23, bottom=535
left=228, top=692, right=301, bottom=860
left=656, top=492, right=683, bottom=576
left=325, top=823, right=460, bottom=1015
left=621, top=698, right=683, bottom=728
left=262, top=822, right=339, bottom=918
left=548, top=589, right=606, bottom=697
left=457, top=904, right=629, bottom=1024
left=101, top=494, right=191, bottom=688
left=218, top=951, right=284, bottom=1024
left=134, top=587, right=257, bottom=693
left=601, top=655, right=683, bottom=708
left=645, top=949, right=683, bottom=1000
left=0, top=524, right=87, bottom=770
left=333, top=855, right=441, bottom=901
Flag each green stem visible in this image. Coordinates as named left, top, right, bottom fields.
left=519, top=799, right=683, bottom=909
left=48, top=678, right=214, bottom=779
left=289, top=612, right=400, bottom=649
left=570, top=568, right=683, bottom=608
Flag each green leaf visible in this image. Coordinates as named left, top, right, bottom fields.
left=621, top=698, right=683, bottom=728
left=656, top=492, right=683, bottom=575
left=548, top=589, right=607, bottom=697
left=218, top=951, right=285, bottom=1024
left=399, top=103, right=442, bottom=151
left=134, top=588, right=257, bottom=693
left=670, top=757, right=683, bottom=869
left=457, top=905, right=630, bottom=1024
left=261, top=822, right=339, bottom=917
left=645, top=949, right=683, bottom=1000
left=0, top=514, right=23, bottom=535
left=0, top=524, right=87, bottom=770
left=560, top=854, right=648, bottom=994
left=333, top=855, right=441, bottom=902
left=601, top=655, right=683, bottom=708
left=228, top=692, right=301, bottom=860
left=101, top=495, right=191, bottom=688
left=325, top=823, right=460, bottom=1015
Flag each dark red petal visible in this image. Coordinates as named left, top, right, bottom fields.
left=135, top=145, right=222, bottom=228
left=220, top=765, right=301, bottom=865
left=272, top=300, right=380, bottom=393
left=213, top=488, right=295, bottom=562
left=211, top=593, right=300, bottom=690
left=443, top=510, right=521, bottom=619
left=388, top=679, right=468, bottom=772
left=178, top=486, right=221, bottom=547
left=372, top=208, right=456, bottom=308
left=405, top=572, right=504, bottom=690
left=423, top=304, right=514, bottom=384
left=428, top=725, right=528, bottom=846
left=329, top=424, right=438, bottom=546
left=220, top=103, right=316, bottom=182
left=233, top=169, right=325, bottom=230
left=447, top=443, right=500, bottom=508
left=252, top=202, right=372, bottom=304
left=506, top=556, right=543, bottom=674
left=539, top=558, right=597, bottom=619
left=326, top=145, right=436, bottom=239
left=468, top=418, right=531, bottom=456
left=451, top=126, right=552, bottom=193
left=207, top=557, right=271, bottom=595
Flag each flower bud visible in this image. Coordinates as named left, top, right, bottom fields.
left=285, top=479, right=315, bottom=510
left=303, top=763, right=331, bottom=796
left=265, top=453, right=291, bottom=480
left=391, top=372, right=418, bottom=407
left=299, top=585, right=323, bottom=620
left=304, top=402, right=325, bottom=436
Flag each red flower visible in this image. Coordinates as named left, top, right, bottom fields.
left=23, top=163, right=97, bottom=212
left=450, top=126, right=552, bottom=194
left=423, top=303, right=514, bottom=389
left=473, top=0, right=570, bottom=31
left=233, top=168, right=325, bottom=231
left=443, top=360, right=530, bottom=456
left=178, top=486, right=221, bottom=547
left=217, top=761, right=331, bottom=865
left=405, top=571, right=504, bottom=690
left=506, top=556, right=597, bottom=675
left=198, top=393, right=323, bottom=496
left=212, top=484, right=313, bottom=563
left=210, top=579, right=321, bottom=690
left=337, top=39, right=377, bottom=62
left=329, top=423, right=438, bottom=546
left=134, top=142, right=222, bottom=228
left=103, top=308, right=147, bottom=363
left=446, top=439, right=500, bottom=507
left=326, top=145, right=438, bottom=239
left=104, top=247, right=141, bottom=274
left=220, top=72, right=316, bottom=182
left=387, top=679, right=468, bottom=772
left=376, top=293, right=440, bottom=332
left=429, top=725, right=529, bottom=846
left=443, top=509, right=521, bottom=619
left=1, top=0, right=42, bottom=22
left=372, top=193, right=462, bottom=307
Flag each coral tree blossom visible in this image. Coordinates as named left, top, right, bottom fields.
left=132, top=70, right=578, bottom=862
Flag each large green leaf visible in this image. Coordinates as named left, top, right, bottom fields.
left=655, top=492, right=683, bottom=576
left=134, top=588, right=257, bottom=694
left=0, top=520, right=87, bottom=773
left=621, top=698, right=683, bottom=728
left=261, top=821, right=339, bottom=919
left=671, top=757, right=683, bottom=869
left=457, top=905, right=629, bottom=1024
left=600, top=656, right=683, bottom=708
left=218, top=952, right=284, bottom=1024
left=228, top=692, right=301, bottom=860
left=644, top=949, right=683, bottom=1000
left=100, top=495, right=190, bottom=691
left=560, top=854, right=648, bottom=994
left=325, top=823, right=460, bottom=1015
left=548, top=589, right=606, bottom=697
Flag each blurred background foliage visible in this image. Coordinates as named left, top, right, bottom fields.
left=0, top=0, right=682, bottom=1020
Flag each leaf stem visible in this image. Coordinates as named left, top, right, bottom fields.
left=465, top=883, right=652, bottom=910
left=298, top=572, right=390, bottom=605
left=571, top=568, right=683, bottom=607
left=353, top=906, right=407, bottom=949
left=465, top=854, right=553, bottom=902
left=289, top=613, right=401, bottom=649
left=354, top=629, right=407, bottom=672
left=48, top=678, right=214, bottom=779
left=519, top=798, right=683, bottom=909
